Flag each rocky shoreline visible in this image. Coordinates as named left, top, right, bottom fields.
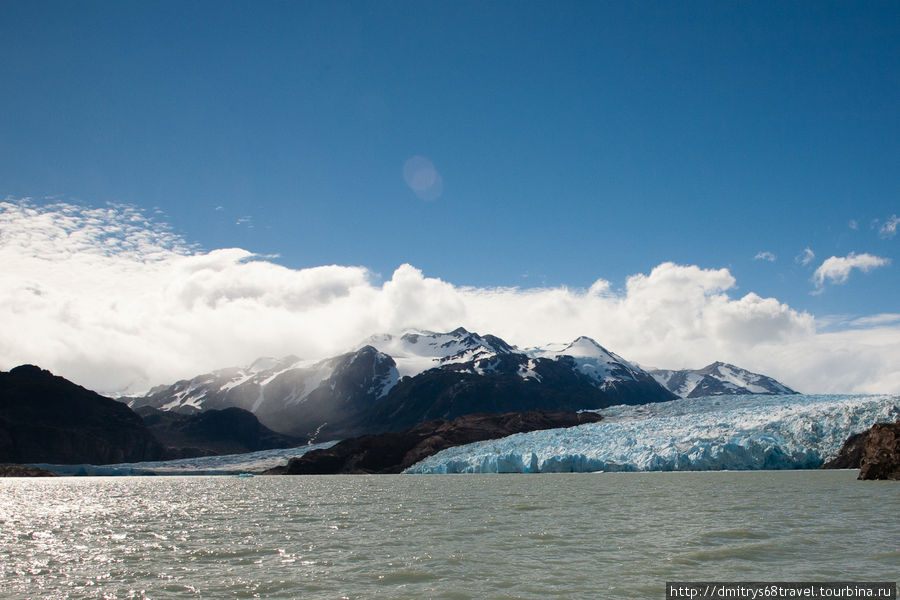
left=0, top=465, right=57, bottom=477
left=824, top=419, right=900, bottom=480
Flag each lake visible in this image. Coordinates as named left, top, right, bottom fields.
left=1, top=470, right=897, bottom=599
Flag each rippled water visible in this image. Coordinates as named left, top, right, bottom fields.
left=1, top=471, right=897, bottom=599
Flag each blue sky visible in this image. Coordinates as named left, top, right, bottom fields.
left=1, top=2, right=898, bottom=392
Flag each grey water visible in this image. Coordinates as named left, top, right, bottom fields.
left=1, top=471, right=897, bottom=599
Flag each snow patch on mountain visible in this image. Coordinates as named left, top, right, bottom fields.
left=283, top=360, right=336, bottom=406
left=714, top=364, right=768, bottom=394
left=405, top=393, right=900, bottom=473
left=517, top=359, right=541, bottom=381
left=219, top=355, right=305, bottom=393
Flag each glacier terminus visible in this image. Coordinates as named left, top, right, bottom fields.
left=404, top=393, right=900, bottom=473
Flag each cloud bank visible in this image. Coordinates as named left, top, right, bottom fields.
left=2, top=200, right=898, bottom=395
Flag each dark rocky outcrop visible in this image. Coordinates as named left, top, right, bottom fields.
left=0, top=465, right=57, bottom=477
left=0, top=365, right=165, bottom=465
left=858, top=421, right=899, bottom=480
left=824, top=420, right=900, bottom=480
left=136, top=406, right=303, bottom=458
left=822, top=430, right=868, bottom=470
left=265, top=409, right=603, bottom=475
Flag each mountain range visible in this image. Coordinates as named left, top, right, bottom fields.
left=649, top=362, right=797, bottom=398
left=124, top=327, right=795, bottom=442
left=1, top=328, right=806, bottom=468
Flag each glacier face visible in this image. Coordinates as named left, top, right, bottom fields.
left=405, top=394, right=900, bottom=473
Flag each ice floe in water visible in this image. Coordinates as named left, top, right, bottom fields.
left=405, top=394, right=900, bottom=473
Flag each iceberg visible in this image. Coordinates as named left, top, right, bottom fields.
left=404, top=394, right=900, bottom=473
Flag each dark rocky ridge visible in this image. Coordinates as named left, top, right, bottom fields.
left=137, top=406, right=303, bottom=458
left=265, top=409, right=603, bottom=475
left=824, top=420, right=900, bottom=480
left=0, top=365, right=164, bottom=465
left=0, top=465, right=57, bottom=477
left=353, top=355, right=668, bottom=437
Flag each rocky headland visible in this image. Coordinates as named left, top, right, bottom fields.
left=0, top=465, right=57, bottom=477
left=824, top=419, right=900, bottom=480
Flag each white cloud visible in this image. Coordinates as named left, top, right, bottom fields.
left=754, top=251, right=776, bottom=262
left=847, top=313, right=900, bottom=328
left=879, top=214, right=899, bottom=238
left=849, top=219, right=858, bottom=230
left=1, top=200, right=899, bottom=395
left=795, top=247, right=815, bottom=266
left=812, top=252, right=890, bottom=292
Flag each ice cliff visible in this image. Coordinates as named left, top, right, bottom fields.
left=404, top=394, right=900, bottom=473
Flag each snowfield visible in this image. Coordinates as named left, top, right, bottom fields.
left=404, top=394, right=900, bottom=473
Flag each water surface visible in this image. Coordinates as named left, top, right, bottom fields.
left=1, top=471, right=896, bottom=599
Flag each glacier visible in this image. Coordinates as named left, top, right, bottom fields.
left=30, top=441, right=339, bottom=476
left=405, top=394, right=900, bottom=473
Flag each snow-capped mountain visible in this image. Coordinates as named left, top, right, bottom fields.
left=649, top=362, right=798, bottom=398
left=125, top=328, right=675, bottom=440
left=406, top=393, right=900, bottom=473
left=364, top=327, right=515, bottom=378
left=128, top=346, right=399, bottom=440
left=525, top=336, right=662, bottom=394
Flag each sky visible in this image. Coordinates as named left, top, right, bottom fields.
left=1, top=1, right=898, bottom=395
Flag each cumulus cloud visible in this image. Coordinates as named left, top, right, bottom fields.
left=795, top=247, right=815, bottom=266
left=754, top=251, right=776, bottom=262
left=1, top=200, right=899, bottom=395
left=812, top=252, right=891, bottom=292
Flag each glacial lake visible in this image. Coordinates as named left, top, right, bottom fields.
left=1, top=471, right=897, bottom=599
